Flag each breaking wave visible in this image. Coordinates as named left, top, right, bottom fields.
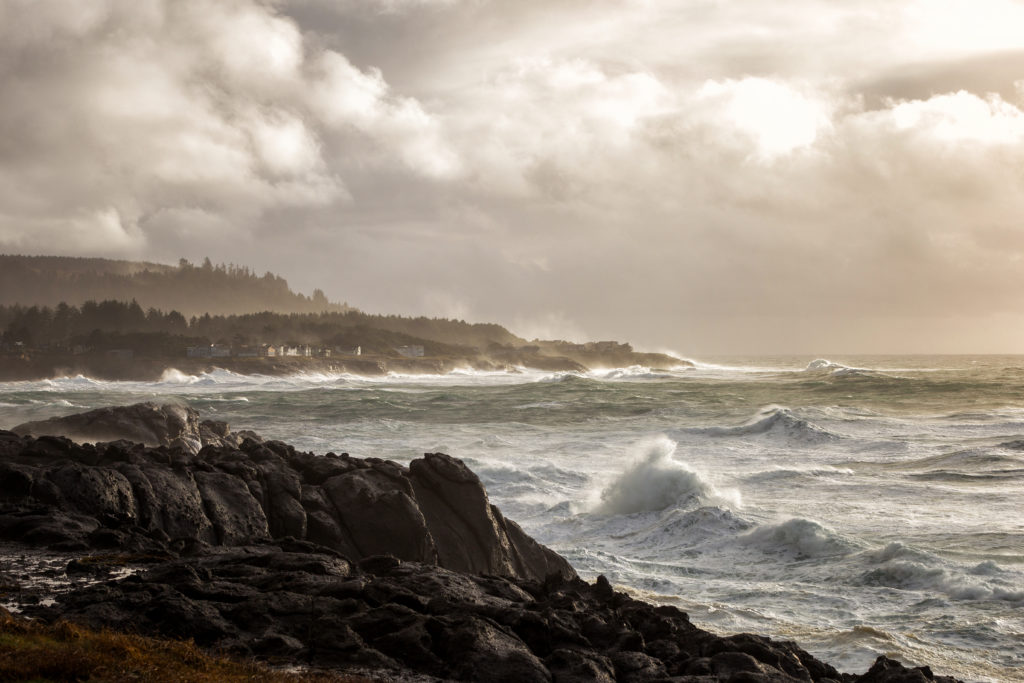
left=739, top=518, right=861, bottom=559
left=743, top=466, right=855, bottom=483
left=590, top=366, right=675, bottom=380
left=858, top=543, right=1024, bottom=602
left=803, top=358, right=899, bottom=380
left=596, top=437, right=734, bottom=515
left=858, top=561, right=1024, bottom=602
left=695, top=406, right=838, bottom=443
left=592, top=506, right=753, bottom=555
left=806, top=358, right=856, bottom=373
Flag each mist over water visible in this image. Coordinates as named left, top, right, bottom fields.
left=2, top=355, right=1024, bottom=681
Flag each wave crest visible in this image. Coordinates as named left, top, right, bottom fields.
left=858, top=561, right=1024, bottom=601
left=806, top=358, right=852, bottom=373
left=859, top=544, right=1024, bottom=602
left=696, top=405, right=838, bottom=443
left=740, top=518, right=859, bottom=559
left=597, top=437, right=728, bottom=515
left=590, top=366, right=674, bottom=380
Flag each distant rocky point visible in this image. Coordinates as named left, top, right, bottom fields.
left=0, top=404, right=959, bottom=682
left=0, top=255, right=690, bottom=382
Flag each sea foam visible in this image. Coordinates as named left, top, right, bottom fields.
left=739, top=518, right=860, bottom=560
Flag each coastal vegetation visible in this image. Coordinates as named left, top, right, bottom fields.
left=2, top=292, right=688, bottom=382
left=0, top=254, right=350, bottom=316
left=0, top=608, right=357, bottom=682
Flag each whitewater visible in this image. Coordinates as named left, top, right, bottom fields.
left=1, top=355, right=1022, bottom=682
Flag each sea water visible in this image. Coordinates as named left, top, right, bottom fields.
left=1, top=355, right=1022, bottom=682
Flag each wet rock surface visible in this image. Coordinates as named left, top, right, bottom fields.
left=11, top=402, right=261, bottom=455
left=0, top=421, right=573, bottom=583
left=18, top=542, right=958, bottom=683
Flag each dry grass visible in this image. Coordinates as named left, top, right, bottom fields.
left=0, top=608, right=371, bottom=683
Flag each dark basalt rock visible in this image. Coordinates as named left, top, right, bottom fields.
left=0, top=404, right=575, bottom=583
left=11, top=402, right=261, bottom=456
left=23, top=542, right=960, bottom=683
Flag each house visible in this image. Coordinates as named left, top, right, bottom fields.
left=395, top=345, right=425, bottom=358
left=187, top=345, right=211, bottom=358
left=187, top=344, right=232, bottom=358
left=583, top=341, right=631, bottom=353
left=210, top=345, right=231, bottom=357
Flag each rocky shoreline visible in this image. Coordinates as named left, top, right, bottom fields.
left=0, top=348, right=689, bottom=383
left=0, top=353, right=547, bottom=383
left=0, top=404, right=961, bottom=682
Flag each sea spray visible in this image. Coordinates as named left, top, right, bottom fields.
left=159, top=368, right=200, bottom=384
left=596, top=436, right=738, bottom=514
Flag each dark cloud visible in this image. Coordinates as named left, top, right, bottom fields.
left=857, top=49, right=1024, bottom=107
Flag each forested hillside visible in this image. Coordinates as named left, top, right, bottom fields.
left=0, top=255, right=348, bottom=316
left=0, top=256, right=679, bottom=378
left=0, top=301, right=524, bottom=355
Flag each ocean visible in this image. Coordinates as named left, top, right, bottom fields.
left=1, top=355, right=1022, bottom=682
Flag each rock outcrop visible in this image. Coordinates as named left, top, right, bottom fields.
left=11, top=402, right=259, bottom=455
left=0, top=416, right=574, bottom=583
left=22, top=541, right=959, bottom=683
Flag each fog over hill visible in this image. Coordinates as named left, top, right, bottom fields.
left=0, top=254, right=685, bottom=380
left=0, top=254, right=348, bottom=317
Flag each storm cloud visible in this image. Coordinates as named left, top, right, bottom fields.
left=2, top=0, right=1024, bottom=353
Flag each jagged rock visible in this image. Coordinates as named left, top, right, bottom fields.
left=323, top=465, right=438, bottom=563
left=20, top=544, right=960, bottom=683
left=410, top=452, right=517, bottom=576
left=12, top=402, right=262, bottom=455
left=0, top=418, right=575, bottom=583
left=857, top=656, right=959, bottom=683
left=193, top=470, right=271, bottom=545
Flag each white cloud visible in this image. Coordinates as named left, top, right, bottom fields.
left=0, top=0, right=458, bottom=258
left=886, top=90, right=1024, bottom=144
left=311, top=51, right=461, bottom=178
left=695, top=78, right=834, bottom=158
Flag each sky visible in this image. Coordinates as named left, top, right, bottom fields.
left=3, top=0, right=1024, bottom=354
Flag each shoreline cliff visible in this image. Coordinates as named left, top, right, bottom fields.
left=0, top=404, right=961, bottom=682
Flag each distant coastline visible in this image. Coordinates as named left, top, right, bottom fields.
left=0, top=348, right=688, bottom=383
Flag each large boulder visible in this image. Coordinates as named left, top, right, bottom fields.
left=409, top=452, right=570, bottom=581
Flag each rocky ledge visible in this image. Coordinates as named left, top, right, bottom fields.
left=3, top=404, right=571, bottom=582
left=1, top=404, right=960, bottom=682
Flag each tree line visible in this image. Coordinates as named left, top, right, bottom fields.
left=0, top=255, right=350, bottom=316
left=0, top=300, right=524, bottom=357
